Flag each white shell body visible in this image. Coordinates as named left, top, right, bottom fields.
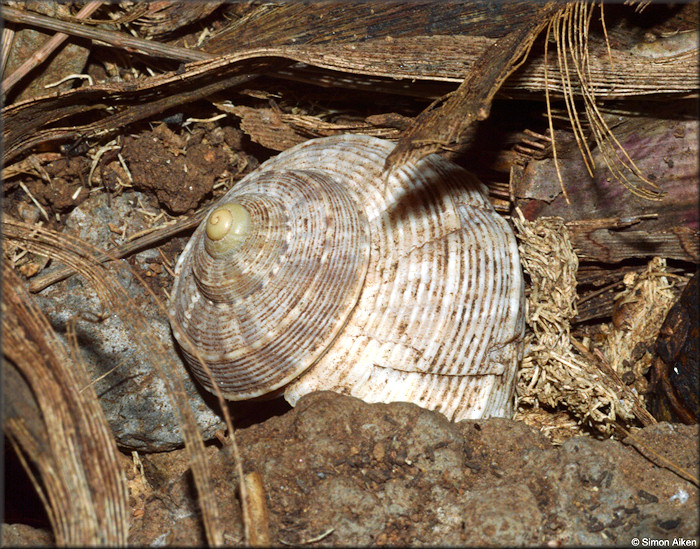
left=169, top=134, right=524, bottom=420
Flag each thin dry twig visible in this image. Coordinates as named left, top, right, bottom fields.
left=242, top=472, right=272, bottom=546
left=28, top=208, right=207, bottom=292
left=1, top=5, right=211, bottom=66
left=618, top=426, right=699, bottom=487
left=2, top=2, right=102, bottom=96
left=0, top=25, right=16, bottom=77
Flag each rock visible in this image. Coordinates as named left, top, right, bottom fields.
left=123, top=392, right=698, bottom=546
left=0, top=524, right=53, bottom=547
left=3, top=2, right=90, bottom=103
left=34, top=191, right=224, bottom=451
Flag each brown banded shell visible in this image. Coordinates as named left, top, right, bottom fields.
left=169, top=134, right=525, bottom=420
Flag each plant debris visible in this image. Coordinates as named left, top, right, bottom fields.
left=513, top=210, right=662, bottom=439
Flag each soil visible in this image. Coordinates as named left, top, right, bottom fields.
left=6, top=392, right=697, bottom=546
left=5, top=120, right=261, bottom=229
left=21, top=156, right=91, bottom=214
left=120, top=124, right=229, bottom=215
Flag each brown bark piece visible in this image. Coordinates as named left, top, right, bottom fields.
left=568, top=224, right=698, bottom=263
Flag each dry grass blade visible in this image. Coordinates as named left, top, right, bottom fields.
left=2, top=218, right=239, bottom=545
left=170, top=307, right=252, bottom=544
left=2, top=261, right=129, bottom=545
left=544, top=15, right=571, bottom=204
left=547, top=1, right=665, bottom=201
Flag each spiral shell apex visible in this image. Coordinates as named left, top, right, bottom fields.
left=204, top=203, right=251, bottom=256
left=169, top=134, right=525, bottom=420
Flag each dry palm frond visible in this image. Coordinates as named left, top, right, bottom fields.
left=2, top=218, right=254, bottom=546
left=545, top=1, right=665, bottom=201
left=3, top=261, right=129, bottom=546
left=1, top=5, right=209, bottom=65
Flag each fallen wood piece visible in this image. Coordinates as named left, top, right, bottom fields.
left=515, top=112, right=698, bottom=263
left=567, top=223, right=699, bottom=263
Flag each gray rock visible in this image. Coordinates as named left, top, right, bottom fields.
left=36, top=191, right=224, bottom=451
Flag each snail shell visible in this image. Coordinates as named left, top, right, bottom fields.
left=169, top=134, right=524, bottom=420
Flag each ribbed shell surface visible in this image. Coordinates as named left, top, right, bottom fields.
left=169, top=134, right=525, bottom=420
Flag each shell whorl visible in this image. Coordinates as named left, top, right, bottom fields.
left=172, top=168, right=370, bottom=399
left=170, top=134, right=525, bottom=420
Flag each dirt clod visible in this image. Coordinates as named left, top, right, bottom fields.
left=24, top=156, right=91, bottom=213
left=121, top=126, right=229, bottom=214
